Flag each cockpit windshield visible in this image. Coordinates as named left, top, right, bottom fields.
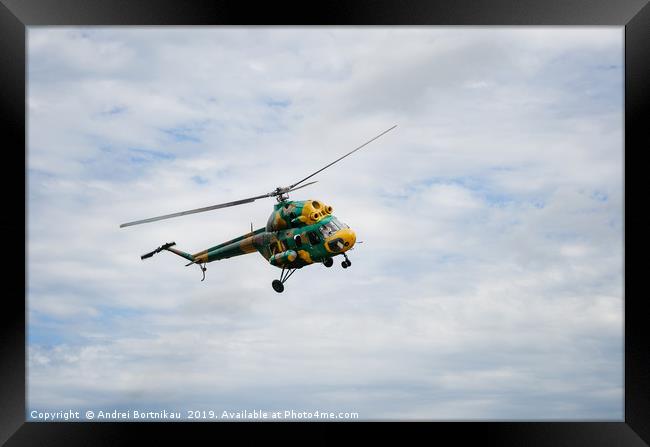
left=319, top=221, right=338, bottom=238
left=330, top=216, right=348, bottom=229
left=318, top=217, right=349, bottom=238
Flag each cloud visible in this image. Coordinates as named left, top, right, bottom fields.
left=27, top=27, right=623, bottom=420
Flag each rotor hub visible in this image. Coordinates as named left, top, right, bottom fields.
left=275, top=186, right=291, bottom=202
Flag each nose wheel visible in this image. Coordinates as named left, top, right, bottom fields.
left=323, top=258, right=333, bottom=268
left=341, top=253, right=352, bottom=269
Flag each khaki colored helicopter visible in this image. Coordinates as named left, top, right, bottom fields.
left=120, top=125, right=396, bottom=292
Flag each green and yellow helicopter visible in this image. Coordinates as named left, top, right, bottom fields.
left=120, top=125, right=396, bottom=292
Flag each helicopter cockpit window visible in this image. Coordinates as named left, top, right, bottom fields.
left=307, top=231, right=320, bottom=245
left=330, top=216, right=348, bottom=229
left=318, top=222, right=338, bottom=238
left=328, top=238, right=345, bottom=252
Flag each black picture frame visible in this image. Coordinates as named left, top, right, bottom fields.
left=1, top=0, right=647, bottom=444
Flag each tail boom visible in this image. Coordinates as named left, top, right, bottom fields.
left=140, top=227, right=267, bottom=266
left=191, top=228, right=265, bottom=264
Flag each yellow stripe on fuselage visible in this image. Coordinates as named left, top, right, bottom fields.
left=240, top=236, right=257, bottom=254
left=297, top=249, right=313, bottom=264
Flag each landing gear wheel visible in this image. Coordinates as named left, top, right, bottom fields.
left=272, top=279, right=285, bottom=293
left=345, top=260, right=351, bottom=267
left=341, top=261, right=348, bottom=269
left=323, top=258, right=333, bottom=268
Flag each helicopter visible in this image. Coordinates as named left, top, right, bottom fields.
left=120, top=125, right=397, bottom=292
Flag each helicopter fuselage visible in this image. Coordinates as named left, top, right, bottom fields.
left=183, top=200, right=356, bottom=269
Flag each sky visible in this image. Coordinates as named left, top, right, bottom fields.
left=27, top=27, right=623, bottom=421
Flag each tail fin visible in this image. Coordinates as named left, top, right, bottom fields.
left=141, top=242, right=195, bottom=263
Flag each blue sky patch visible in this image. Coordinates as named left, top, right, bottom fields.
left=591, top=190, right=608, bottom=202
left=162, top=124, right=207, bottom=143
left=265, top=98, right=291, bottom=108
left=128, top=147, right=175, bottom=160
left=103, top=105, right=127, bottom=116
left=192, top=175, right=209, bottom=185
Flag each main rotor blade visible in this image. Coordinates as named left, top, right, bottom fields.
left=286, top=180, right=318, bottom=193
left=119, top=193, right=270, bottom=228
left=289, top=125, right=397, bottom=189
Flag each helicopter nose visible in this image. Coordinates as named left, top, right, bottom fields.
left=338, top=228, right=356, bottom=251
